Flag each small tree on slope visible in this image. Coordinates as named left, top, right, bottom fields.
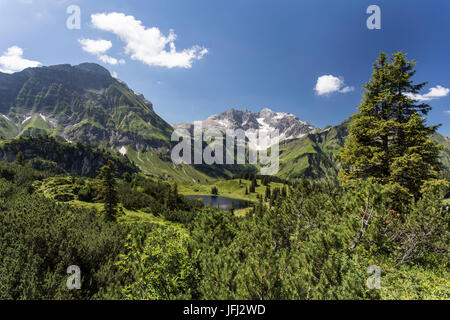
left=97, top=160, right=119, bottom=221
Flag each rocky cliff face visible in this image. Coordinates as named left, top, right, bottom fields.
left=0, top=63, right=173, bottom=150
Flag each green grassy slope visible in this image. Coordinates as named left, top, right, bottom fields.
left=432, top=133, right=450, bottom=170
left=33, top=176, right=177, bottom=228
left=19, top=114, right=54, bottom=137
left=178, top=178, right=286, bottom=203
left=0, top=115, right=18, bottom=138
left=276, top=118, right=350, bottom=180
left=124, top=147, right=214, bottom=183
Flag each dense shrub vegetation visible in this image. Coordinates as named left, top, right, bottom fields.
left=0, top=165, right=126, bottom=299
left=0, top=159, right=448, bottom=300
left=186, top=179, right=448, bottom=299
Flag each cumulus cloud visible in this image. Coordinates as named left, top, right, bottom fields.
left=90, top=12, right=208, bottom=69
left=404, top=85, right=450, bottom=101
left=98, top=55, right=125, bottom=65
left=0, top=46, right=41, bottom=74
left=314, top=75, right=354, bottom=96
left=78, top=38, right=125, bottom=65
left=339, top=85, right=355, bottom=94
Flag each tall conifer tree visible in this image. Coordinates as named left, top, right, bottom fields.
left=97, top=160, right=119, bottom=221
left=338, top=52, right=442, bottom=199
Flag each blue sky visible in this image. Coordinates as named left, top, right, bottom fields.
left=0, top=0, right=449, bottom=135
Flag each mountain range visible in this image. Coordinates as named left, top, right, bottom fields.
left=0, top=63, right=449, bottom=181
left=173, top=108, right=318, bottom=141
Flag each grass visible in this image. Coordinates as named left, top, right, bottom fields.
left=68, top=199, right=184, bottom=230
left=233, top=207, right=252, bottom=217
left=0, top=116, right=19, bottom=138
left=125, top=147, right=214, bottom=183
left=379, top=263, right=450, bottom=300
left=34, top=170, right=289, bottom=224
left=68, top=119, right=89, bottom=131
left=34, top=175, right=273, bottom=221
left=18, top=115, right=54, bottom=137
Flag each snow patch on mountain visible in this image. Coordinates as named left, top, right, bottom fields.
left=22, top=116, right=32, bottom=124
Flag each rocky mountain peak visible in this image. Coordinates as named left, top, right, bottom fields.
left=0, top=62, right=173, bottom=149
left=74, top=63, right=111, bottom=76
left=259, top=107, right=274, bottom=117
left=173, top=108, right=318, bottom=141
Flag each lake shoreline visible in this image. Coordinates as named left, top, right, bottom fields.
left=186, top=195, right=253, bottom=210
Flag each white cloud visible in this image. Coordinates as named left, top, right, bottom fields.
left=314, top=74, right=354, bottom=96
left=0, top=46, right=41, bottom=74
left=98, top=55, right=125, bottom=65
left=404, top=85, right=450, bottom=101
left=111, top=71, right=118, bottom=78
left=339, top=85, right=355, bottom=93
left=90, top=12, right=208, bottom=69
left=78, top=38, right=125, bottom=65
left=444, top=110, right=450, bottom=115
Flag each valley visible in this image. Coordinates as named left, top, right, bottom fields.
left=1, top=62, right=449, bottom=184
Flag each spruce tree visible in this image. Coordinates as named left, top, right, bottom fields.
left=265, top=185, right=271, bottom=201
left=97, top=160, right=119, bottom=221
left=173, top=182, right=178, bottom=198
left=281, top=185, right=287, bottom=198
left=249, top=178, right=257, bottom=193
left=271, top=187, right=280, bottom=206
left=338, top=52, right=442, bottom=199
left=123, top=172, right=132, bottom=183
